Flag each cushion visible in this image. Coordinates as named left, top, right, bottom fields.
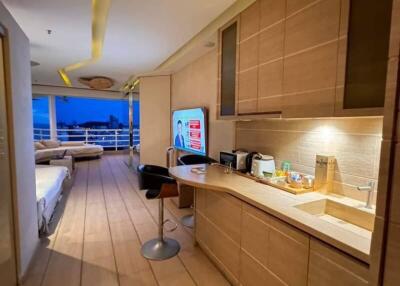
left=60, top=141, right=85, bottom=147
left=34, top=142, right=47, bottom=150
left=40, top=140, right=60, bottom=148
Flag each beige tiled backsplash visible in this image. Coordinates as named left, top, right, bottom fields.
left=236, top=117, right=383, bottom=205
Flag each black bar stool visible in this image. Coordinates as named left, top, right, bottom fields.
left=177, top=154, right=217, bottom=228
left=137, top=164, right=180, bottom=260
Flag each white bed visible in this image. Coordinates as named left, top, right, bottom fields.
left=35, top=165, right=69, bottom=233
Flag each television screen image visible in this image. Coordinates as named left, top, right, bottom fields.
left=172, top=107, right=207, bottom=156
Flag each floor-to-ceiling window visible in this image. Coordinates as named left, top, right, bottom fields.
left=32, top=95, right=140, bottom=150
left=32, top=95, right=50, bottom=140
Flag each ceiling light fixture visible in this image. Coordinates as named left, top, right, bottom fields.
left=121, top=78, right=140, bottom=94
left=58, top=0, right=111, bottom=86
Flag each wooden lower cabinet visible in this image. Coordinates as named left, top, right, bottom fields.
left=241, top=204, right=309, bottom=286
left=308, top=239, right=369, bottom=286
left=194, top=189, right=370, bottom=286
left=195, top=190, right=241, bottom=284
left=240, top=250, right=285, bottom=286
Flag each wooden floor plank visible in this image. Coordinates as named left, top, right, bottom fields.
left=22, top=154, right=229, bottom=286
left=111, top=155, right=229, bottom=286
left=41, top=161, right=89, bottom=286
left=99, top=157, right=158, bottom=286
left=105, top=155, right=197, bottom=286
left=81, top=160, right=119, bottom=286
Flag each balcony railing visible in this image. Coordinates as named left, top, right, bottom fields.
left=33, top=128, right=140, bottom=151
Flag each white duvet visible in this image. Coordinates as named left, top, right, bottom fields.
left=35, top=144, right=103, bottom=162
left=35, top=165, right=69, bottom=233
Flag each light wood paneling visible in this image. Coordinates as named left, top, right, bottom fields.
left=284, top=0, right=340, bottom=55
left=257, top=96, right=282, bottom=113
left=286, top=0, right=315, bottom=16
left=240, top=250, right=285, bottom=286
left=172, top=49, right=234, bottom=159
left=238, top=1, right=260, bottom=115
left=206, top=191, right=242, bottom=244
left=239, top=36, right=259, bottom=71
left=258, top=60, right=283, bottom=112
left=259, top=0, right=286, bottom=29
left=238, top=99, right=258, bottom=115
left=195, top=188, right=207, bottom=214
left=259, top=23, right=284, bottom=63
left=241, top=204, right=269, bottom=267
left=308, top=239, right=369, bottom=286
left=196, top=211, right=240, bottom=284
left=195, top=189, right=244, bottom=284
left=238, top=68, right=258, bottom=114
left=282, top=88, right=335, bottom=118
left=139, top=76, right=171, bottom=167
left=195, top=212, right=209, bottom=247
left=283, top=41, right=338, bottom=95
left=240, top=1, right=260, bottom=40
left=268, top=216, right=309, bottom=286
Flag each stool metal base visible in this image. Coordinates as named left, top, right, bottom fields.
left=181, top=214, right=194, bottom=228
left=141, top=238, right=180, bottom=260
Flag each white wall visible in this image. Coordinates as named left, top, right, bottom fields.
left=0, top=2, right=38, bottom=279
left=139, top=75, right=171, bottom=167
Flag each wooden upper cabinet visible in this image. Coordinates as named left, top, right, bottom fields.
left=282, top=0, right=341, bottom=118
left=238, top=2, right=260, bottom=115
left=219, top=20, right=238, bottom=117
left=260, top=0, right=286, bottom=29
left=218, top=0, right=393, bottom=119
left=257, top=0, right=285, bottom=114
left=335, top=0, right=393, bottom=116
left=240, top=2, right=260, bottom=40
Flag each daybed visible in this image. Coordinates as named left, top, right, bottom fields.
left=35, top=140, right=103, bottom=163
left=35, top=164, right=69, bottom=233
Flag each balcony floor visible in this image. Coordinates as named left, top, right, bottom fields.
left=23, top=154, right=229, bottom=286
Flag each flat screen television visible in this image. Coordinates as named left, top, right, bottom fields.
left=172, top=107, right=208, bottom=156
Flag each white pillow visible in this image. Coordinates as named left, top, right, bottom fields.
left=34, top=141, right=47, bottom=150
left=40, top=140, right=60, bottom=148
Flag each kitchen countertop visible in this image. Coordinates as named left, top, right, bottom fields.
left=169, top=164, right=373, bottom=264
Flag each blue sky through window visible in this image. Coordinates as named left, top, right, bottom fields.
left=32, top=95, right=140, bottom=129
left=32, top=96, right=50, bottom=128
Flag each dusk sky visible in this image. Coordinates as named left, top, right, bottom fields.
left=32, top=96, right=140, bottom=128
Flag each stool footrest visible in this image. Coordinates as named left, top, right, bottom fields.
left=181, top=214, right=194, bottom=228
left=163, top=219, right=178, bottom=232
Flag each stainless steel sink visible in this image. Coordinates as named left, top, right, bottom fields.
left=295, top=199, right=375, bottom=232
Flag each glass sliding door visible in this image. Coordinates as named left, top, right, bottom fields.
left=0, top=29, right=18, bottom=285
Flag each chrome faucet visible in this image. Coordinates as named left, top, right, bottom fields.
left=357, top=181, right=375, bottom=209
